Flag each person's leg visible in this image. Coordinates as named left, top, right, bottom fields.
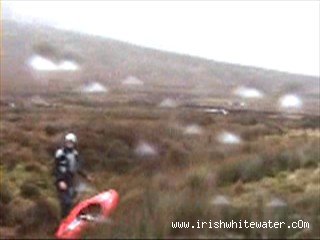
left=59, top=189, right=74, bottom=219
left=60, top=202, right=71, bottom=218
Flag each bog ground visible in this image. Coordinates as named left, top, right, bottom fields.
left=0, top=89, right=319, bottom=239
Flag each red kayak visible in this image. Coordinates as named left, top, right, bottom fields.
left=55, top=189, right=119, bottom=239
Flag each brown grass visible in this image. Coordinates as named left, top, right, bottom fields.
left=0, top=92, right=319, bottom=239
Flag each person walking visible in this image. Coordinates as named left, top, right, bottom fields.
left=54, top=133, right=93, bottom=218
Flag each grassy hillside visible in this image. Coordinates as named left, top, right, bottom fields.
left=0, top=20, right=319, bottom=239
left=2, top=20, right=319, bottom=113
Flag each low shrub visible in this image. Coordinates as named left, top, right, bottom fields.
left=300, top=117, right=320, bottom=129
left=7, top=197, right=34, bottom=225
left=241, top=124, right=277, bottom=141
left=217, top=159, right=242, bottom=186
left=0, top=202, right=11, bottom=226
left=0, top=182, right=13, bottom=205
left=294, top=192, right=320, bottom=214
left=170, top=192, right=211, bottom=236
left=177, top=110, right=213, bottom=126
left=24, top=162, right=42, bottom=172
left=6, top=114, right=21, bottom=123
left=20, top=182, right=41, bottom=199
left=107, top=139, right=131, bottom=160
left=231, top=114, right=258, bottom=126
left=186, top=167, right=210, bottom=191
left=17, top=148, right=34, bottom=163
left=44, top=124, right=64, bottom=136
left=217, top=141, right=319, bottom=186
left=9, top=131, right=30, bottom=148
left=102, top=158, right=135, bottom=174
left=165, top=144, right=189, bottom=168
left=17, top=197, right=59, bottom=235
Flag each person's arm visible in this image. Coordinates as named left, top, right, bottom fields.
left=78, top=168, right=88, bottom=178
left=55, top=149, right=69, bottom=187
left=76, top=152, right=93, bottom=182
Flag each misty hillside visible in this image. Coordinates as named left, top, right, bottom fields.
left=1, top=19, right=319, bottom=115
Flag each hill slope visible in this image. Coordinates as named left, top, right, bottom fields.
left=2, top=20, right=318, bottom=89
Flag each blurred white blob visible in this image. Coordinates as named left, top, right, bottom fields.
left=204, top=108, right=228, bottom=115
left=122, top=76, right=144, bottom=85
left=234, top=86, right=263, bottom=98
left=279, top=94, right=302, bottom=108
left=59, top=60, right=79, bottom=71
left=134, top=141, right=157, bottom=157
left=28, top=55, right=79, bottom=71
left=159, top=98, right=178, bottom=108
left=9, top=102, right=16, bottom=108
left=30, top=95, right=51, bottom=107
left=217, top=131, right=241, bottom=144
left=28, top=55, right=57, bottom=71
left=75, top=181, right=95, bottom=194
left=267, top=198, right=287, bottom=208
left=80, top=82, right=108, bottom=93
left=211, top=195, right=231, bottom=206
left=184, top=124, right=203, bottom=135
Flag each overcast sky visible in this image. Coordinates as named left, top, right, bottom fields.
left=3, top=1, right=320, bottom=77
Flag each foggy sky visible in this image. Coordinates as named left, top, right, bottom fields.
left=3, top=1, right=319, bottom=77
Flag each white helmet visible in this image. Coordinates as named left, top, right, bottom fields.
left=65, top=133, right=77, bottom=143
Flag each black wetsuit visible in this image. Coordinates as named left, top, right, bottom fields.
left=54, top=147, right=86, bottom=218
